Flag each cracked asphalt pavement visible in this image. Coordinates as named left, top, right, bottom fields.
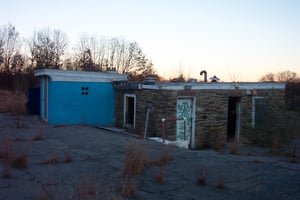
left=0, top=114, right=299, bottom=199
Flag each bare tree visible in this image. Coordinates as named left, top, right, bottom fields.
left=259, top=72, right=276, bottom=82
left=11, top=52, right=25, bottom=73
left=73, top=35, right=156, bottom=79
left=0, top=24, right=21, bottom=72
left=77, top=48, right=94, bottom=71
left=0, top=37, right=3, bottom=68
left=276, top=70, right=297, bottom=82
left=29, top=28, right=68, bottom=69
left=74, top=35, right=102, bottom=71
left=259, top=70, right=298, bottom=82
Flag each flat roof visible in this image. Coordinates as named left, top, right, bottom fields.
left=34, top=69, right=128, bottom=82
left=116, top=81, right=286, bottom=90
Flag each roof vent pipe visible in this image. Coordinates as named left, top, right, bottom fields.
left=200, top=70, right=207, bottom=82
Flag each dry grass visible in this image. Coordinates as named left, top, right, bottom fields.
left=121, top=139, right=147, bottom=198
left=122, top=139, right=147, bottom=177
left=216, top=179, right=225, bottom=189
left=195, top=165, right=209, bottom=186
left=2, top=167, right=12, bottom=178
left=31, top=131, right=45, bottom=141
left=0, top=135, right=14, bottom=159
left=12, top=141, right=30, bottom=169
left=0, top=134, right=29, bottom=178
left=154, top=167, right=165, bottom=184
left=41, top=155, right=60, bottom=165
left=121, top=176, right=137, bottom=198
left=0, top=135, right=14, bottom=178
left=12, top=153, right=28, bottom=169
left=146, top=146, right=174, bottom=185
left=36, top=177, right=63, bottom=200
left=14, top=137, right=28, bottom=142
left=75, top=176, right=98, bottom=200
left=216, top=173, right=226, bottom=189
left=64, top=148, right=73, bottom=163
left=230, top=138, right=239, bottom=154
left=270, top=134, right=282, bottom=155
left=289, top=158, right=299, bottom=164
left=252, top=159, right=264, bottom=164
left=149, top=146, right=173, bottom=167
left=287, top=141, right=298, bottom=158
left=0, top=90, right=26, bottom=114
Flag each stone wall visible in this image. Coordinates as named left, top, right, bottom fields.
left=114, top=87, right=285, bottom=149
left=114, top=89, right=178, bottom=138
left=240, top=89, right=286, bottom=144
left=194, top=90, right=228, bottom=149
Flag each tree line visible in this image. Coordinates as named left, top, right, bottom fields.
left=1, top=23, right=299, bottom=84
left=0, top=23, right=156, bottom=80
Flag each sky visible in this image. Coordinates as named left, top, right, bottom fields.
left=1, top=0, right=300, bottom=81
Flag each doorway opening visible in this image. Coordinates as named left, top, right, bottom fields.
left=124, top=94, right=136, bottom=128
left=227, top=97, right=241, bottom=142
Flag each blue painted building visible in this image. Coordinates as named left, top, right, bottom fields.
left=34, top=69, right=127, bottom=126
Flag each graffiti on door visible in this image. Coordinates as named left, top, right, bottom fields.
left=176, top=98, right=192, bottom=141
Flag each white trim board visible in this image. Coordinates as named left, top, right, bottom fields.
left=141, top=82, right=286, bottom=90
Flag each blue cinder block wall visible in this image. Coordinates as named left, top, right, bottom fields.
left=47, top=80, right=115, bottom=126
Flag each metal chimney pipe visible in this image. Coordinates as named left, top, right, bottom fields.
left=200, top=70, right=207, bottom=82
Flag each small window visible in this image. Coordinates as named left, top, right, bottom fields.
left=124, top=94, right=136, bottom=128
left=81, top=87, right=89, bottom=95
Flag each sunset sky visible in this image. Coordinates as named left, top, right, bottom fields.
left=1, top=0, right=299, bottom=81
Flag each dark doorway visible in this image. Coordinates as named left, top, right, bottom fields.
left=125, top=96, right=135, bottom=127
left=227, top=97, right=241, bottom=142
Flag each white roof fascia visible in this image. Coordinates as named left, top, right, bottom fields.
left=34, top=69, right=128, bottom=82
left=141, top=85, right=160, bottom=90
left=190, top=82, right=286, bottom=90
left=140, top=82, right=286, bottom=90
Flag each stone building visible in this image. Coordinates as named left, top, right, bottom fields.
left=114, top=81, right=286, bottom=149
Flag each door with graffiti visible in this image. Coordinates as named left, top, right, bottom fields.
left=176, top=98, right=193, bottom=144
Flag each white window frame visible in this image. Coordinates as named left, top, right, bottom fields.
left=123, top=94, right=136, bottom=128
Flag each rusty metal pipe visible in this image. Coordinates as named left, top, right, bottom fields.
left=200, top=70, right=207, bottom=82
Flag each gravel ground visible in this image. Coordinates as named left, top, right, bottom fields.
left=0, top=113, right=299, bottom=200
